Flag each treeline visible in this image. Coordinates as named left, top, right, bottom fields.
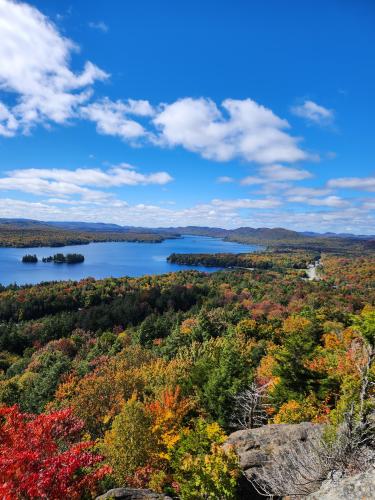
left=167, top=250, right=318, bottom=270
left=0, top=253, right=374, bottom=498
left=224, top=234, right=372, bottom=254
left=0, top=225, right=172, bottom=248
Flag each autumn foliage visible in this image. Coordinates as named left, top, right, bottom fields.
left=0, top=405, right=109, bottom=499
left=0, top=252, right=374, bottom=497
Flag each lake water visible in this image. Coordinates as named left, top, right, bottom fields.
left=0, top=235, right=261, bottom=286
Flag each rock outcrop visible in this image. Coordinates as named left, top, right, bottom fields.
left=224, top=422, right=322, bottom=498
left=96, top=488, right=172, bottom=500
left=307, top=467, right=375, bottom=499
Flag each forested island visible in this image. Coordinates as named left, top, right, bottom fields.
left=21, top=254, right=38, bottom=263
left=0, top=250, right=374, bottom=498
left=42, top=253, right=85, bottom=264
left=22, top=253, right=85, bottom=264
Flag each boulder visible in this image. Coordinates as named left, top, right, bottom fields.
left=224, top=422, right=322, bottom=498
left=96, top=488, right=172, bottom=500
left=225, top=422, right=322, bottom=474
left=307, top=467, right=375, bottom=499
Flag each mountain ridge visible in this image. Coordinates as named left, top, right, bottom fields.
left=0, top=218, right=374, bottom=240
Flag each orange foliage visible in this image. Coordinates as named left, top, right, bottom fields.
left=146, top=387, right=193, bottom=461
left=255, top=344, right=280, bottom=387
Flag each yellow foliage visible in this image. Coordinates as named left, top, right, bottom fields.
left=146, top=387, right=193, bottom=462
left=256, top=343, right=280, bottom=388
left=282, top=315, right=311, bottom=335
left=274, top=394, right=330, bottom=424
left=235, top=318, right=257, bottom=337
left=180, top=318, right=198, bottom=335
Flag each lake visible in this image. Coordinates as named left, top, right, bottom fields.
left=0, top=235, right=261, bottom=286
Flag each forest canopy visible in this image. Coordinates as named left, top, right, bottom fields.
left=0, top=250, right=374, bottom=497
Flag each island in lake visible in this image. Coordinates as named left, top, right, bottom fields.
left=22, top=254, right=38, bottom=263
left=42, top=253, right=85, bottom=264
left=22, top=253, right=85, bottom=264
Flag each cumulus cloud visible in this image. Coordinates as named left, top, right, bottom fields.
left=291, top=100, right=334, bottom=125
left=0, top=103, right=18, bottom=137
left=0, top=0, right=322, bottom=173
left=80, top=96, right=309, bottom=164
left=0, top=0, right=311, bottom=167
left=81, top=98, right=155, bottom=141
left=153, top=98, right=307, bottom=164
left=327, top=176, right=375, bottom=192
left=0, top=0, right=108, bottom=134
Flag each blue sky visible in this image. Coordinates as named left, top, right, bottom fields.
left=0, top=0, right=374, bottom=233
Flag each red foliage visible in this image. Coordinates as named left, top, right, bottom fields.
left=0, top=405, right=110, bottom=500
left=125, top=465, right=157, bottom=489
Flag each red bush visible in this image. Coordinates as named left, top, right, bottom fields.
left=0, top=405, right=110, bottom=499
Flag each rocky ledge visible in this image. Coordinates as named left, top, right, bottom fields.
left=96, top=488, right=172, bottom=500
left=307, top=467, right=375, bottom=499
left=224, top=422, right=322, bottom=476
left=224, top=422, right=322, bottom=498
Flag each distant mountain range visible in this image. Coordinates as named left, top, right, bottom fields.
left=0, top=218, right=373, bottom=241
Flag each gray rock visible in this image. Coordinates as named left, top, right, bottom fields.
left=224, top=422, right=322, bottom=476
left=96, top=488, right=172, bottom=500
left=307, top=467, right=375, bottom=499
left=224, top=422, right=323, bottom=498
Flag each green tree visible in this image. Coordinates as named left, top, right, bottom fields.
left=101, top=397, right=156, bottom=484
left=171, top=418, right=239, bottom=499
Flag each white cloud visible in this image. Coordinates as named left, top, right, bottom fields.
left=153, top=97, right=307, bottom=164
left=0, top=0, right=108, bottom=132
left=291, top=100, right=334, bottom=125
left=125, top=99, right=155, bottom=117
left=81, top=99, right=154, bottom=141
left=363, top=199, right=375, bottom=210
left=240, top=176, right=265, bottom=186
left=0, top=165, right=173, bottom=204
left=88, top=21, right=108, bottom=33
left=0, top=176, right=112, bottom=202
left=0, top=0, right=324, bottom=175
left=83, top=97, right=308, bottom=164
left=0, top=102, right=18, bottom=137
left=288, top=195, right=349, bottom=207
left=8, top=165, right=173, bottom=187
left=327, top=177, right=375, bottom=192
left=240, top=164, right=312, bottom=187
left=1, top=197, right=373, bottom=234
left=260, top=164, right=312, bottom=181
left=285, top=186, right=331, bottom=197
left=217, top=176, right=234, bottom=183
left=211, top=197, right=282, bottom=209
